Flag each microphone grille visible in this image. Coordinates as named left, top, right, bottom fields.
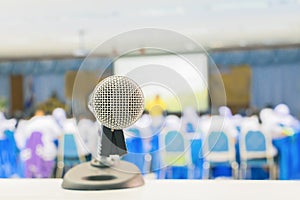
left=89, top=75, right=144, bottom=129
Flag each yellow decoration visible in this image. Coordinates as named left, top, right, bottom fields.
left=146, top=95, right=167, bottom=116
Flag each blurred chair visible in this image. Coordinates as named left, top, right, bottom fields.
left=22, top=131, right=54, bottom=178
left=126, top=127, right=141, bottom=137
left=181, top=107, right=199, bottom=133
left=186, top=123, right=195, bottom=133
left=77, top=118, right=99, bottom=157
left=3, top=130, right=20, bottom=177
left=123, top=127, right=152, bottom=174
left=160, top=130, right=192, bottom=179
left=0, top=130, right=20, bottom=178
left=202, top=130, right=238, bottom=179
left=164, top=115, right=181, bottom=130
left=239, top=127, right=277, bottom=179
left=190, top=138, right=203, bottom=179
left=123, top=136, right=147, bottom=173
left=55, top=133, right=86, bottom=178
left=149, top=133, right=160, bottom=176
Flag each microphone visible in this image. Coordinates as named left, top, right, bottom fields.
left=89, top=75, right=144, bottom=130
left=88, top=75, right=144, bottom=163
left=62, top=75, right=145, bottom=190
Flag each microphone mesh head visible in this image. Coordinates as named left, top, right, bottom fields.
left=89, top=75, right=144, bottom=129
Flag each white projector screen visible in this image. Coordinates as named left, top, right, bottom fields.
left=113, top=54, right=208, bottom=113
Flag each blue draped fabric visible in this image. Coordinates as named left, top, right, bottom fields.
left=0, top=76, right=10, bottom=97
left=33, top=74, right=65, bottom=103
left=0, top=58, right=112, bottom=75
left=1, top=49, right=300, bottom=112
left=210, top=48, right=300, bottom=66
left=210, top=48, right=300, bottom=116
left=0, top=57, right=112, bottom=106
left=0, top=76, right=10, bottom=107
left=251, top=64, right=300, bottom=116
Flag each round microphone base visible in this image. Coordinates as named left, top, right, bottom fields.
left=62, top=160, right=144, bottom=190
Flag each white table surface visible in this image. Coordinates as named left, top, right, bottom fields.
left=0, top=179, right=299, bottom=200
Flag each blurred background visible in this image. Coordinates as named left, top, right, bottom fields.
left=1, top=0, right=300, bottom=180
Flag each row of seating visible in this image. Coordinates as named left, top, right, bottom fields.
left=0, top=108, right=94, bottom=178
left=121, top=104, right=300, bottom=179
left=203, top=126, right=277, bottom=179
left=123, top=116, right=280, bottom=179
left=1, top=104, right=300, bottom=179
left=0, top=130, right=90, bottom=178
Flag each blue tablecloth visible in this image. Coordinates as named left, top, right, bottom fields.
left=273, top=132, right=300, bottom=180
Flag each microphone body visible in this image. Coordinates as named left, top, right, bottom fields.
left=101, top=126, right=127, bottom=157
left=89, top=75, right=144, bottom=158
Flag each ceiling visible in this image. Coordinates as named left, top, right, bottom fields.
left=0, top=0, right=300, bottom=59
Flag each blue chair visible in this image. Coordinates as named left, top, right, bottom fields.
left=202, top=130, right=238, bottom=179
left=123, top=127, right=150, bottom=174
left=239, top=127, right=277, bottom=179
left=0, top=132, right=19, bottom=178
left=291, top=132, right=300, bottom=178
left=123, top=136, right=147, bottom=174
left=2, top=130, right=19, bottom=177
left=149, top=134, right=160, bottom=175
left=186, top=123, right=195, bottom=133
left=190, top=139, right=203, bottom=179
left=272, top=136, right=291, bottom=180
left=160, top=130, right=192, bottom=179
left=126, top=127, right=141, bottom=137
left=124, top=127, right=163, bottom=176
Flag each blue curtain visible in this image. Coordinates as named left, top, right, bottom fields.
left=1, top=49, right=300, bottom=114
left=0, top=58, right=112, bottom=75
left=0, top=57, right=112, bottom=108
left=210, top=48, right=300, bottom=116
left=0, top=75, right=10, bottom=108
left=0, top=75, right=10, bottom=97
left=32, top=74, right=65, bottom=103
left=251, top=64, right=300, bottom=116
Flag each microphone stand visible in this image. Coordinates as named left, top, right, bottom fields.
left=62, top=126, right=144, bottom=190
left=100, top=126, right=127, bottom=157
